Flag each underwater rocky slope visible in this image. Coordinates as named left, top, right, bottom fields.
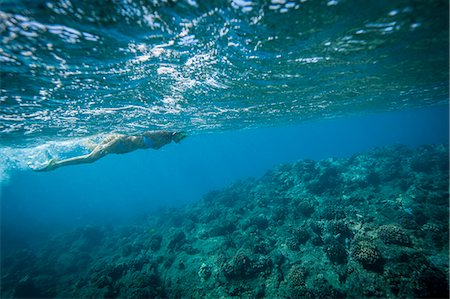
left=1, top=144, right=449, bottom=298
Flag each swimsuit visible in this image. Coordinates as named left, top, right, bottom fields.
left=143, top=136, right=154, bottom=148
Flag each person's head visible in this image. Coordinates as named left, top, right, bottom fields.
left=172, top=131, right=187, bottom=143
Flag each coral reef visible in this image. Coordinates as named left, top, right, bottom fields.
left=286, top=264, right=307, bottom=297
left=378, top=225, right=411, bottom=246
left=351, top=240, right=384, bottom=271
left=1, top=144, right=448, bottom=298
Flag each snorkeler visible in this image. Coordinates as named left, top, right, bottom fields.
left=33, top=131, right=187, bottom=172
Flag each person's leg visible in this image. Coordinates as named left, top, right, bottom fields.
left=37, top=142, right=111, bottom=171
left=34, top=134, right=128, bottom=171
left=82, top=139, right=98, bottom=151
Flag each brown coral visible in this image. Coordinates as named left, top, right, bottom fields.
left=351, top=241, right=383, bottom=271
left=378, top=225, right=411, bottom=246
left=287, top=264, right=306, bottom=289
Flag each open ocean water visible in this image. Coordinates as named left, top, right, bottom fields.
left=0, top=0, right=449, bottom=298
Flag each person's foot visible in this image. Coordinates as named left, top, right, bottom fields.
left=31, top=158, right=57, bottom=172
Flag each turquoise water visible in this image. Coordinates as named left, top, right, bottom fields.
left=0, top=0, right=448, bottom=179
left=1, top=106, right=449, bottom=250
left=0, top=0, right=448, bottom=175
left=0, top=0, right=449, bottom=298
left=1, top=0, right=448, bottom=145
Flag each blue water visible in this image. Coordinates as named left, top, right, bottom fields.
left=1, top=106, right=448, bottom=253
left=1, top=0, right=448, bottom=173
left=0, top=0, right=449, bottom=291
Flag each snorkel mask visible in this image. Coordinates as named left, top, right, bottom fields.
left=172, top=131, right=187, bottom=143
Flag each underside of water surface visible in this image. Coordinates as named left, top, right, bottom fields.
left=1, top=0, right=448, bottom=146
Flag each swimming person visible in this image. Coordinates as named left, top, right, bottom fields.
left=34, top=131, right=187, bottom=172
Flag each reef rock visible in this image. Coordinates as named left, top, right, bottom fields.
left=1, top=144, right=448, bottom=298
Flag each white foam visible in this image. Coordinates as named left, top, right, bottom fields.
left=157, top=66, right=177, bottom=75
left=232, top=0, right=253, bottom=8
left=0, top=136, right=105, bottom=184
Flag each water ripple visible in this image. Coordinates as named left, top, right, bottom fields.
left=0, top=0, right=448, bottom=146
